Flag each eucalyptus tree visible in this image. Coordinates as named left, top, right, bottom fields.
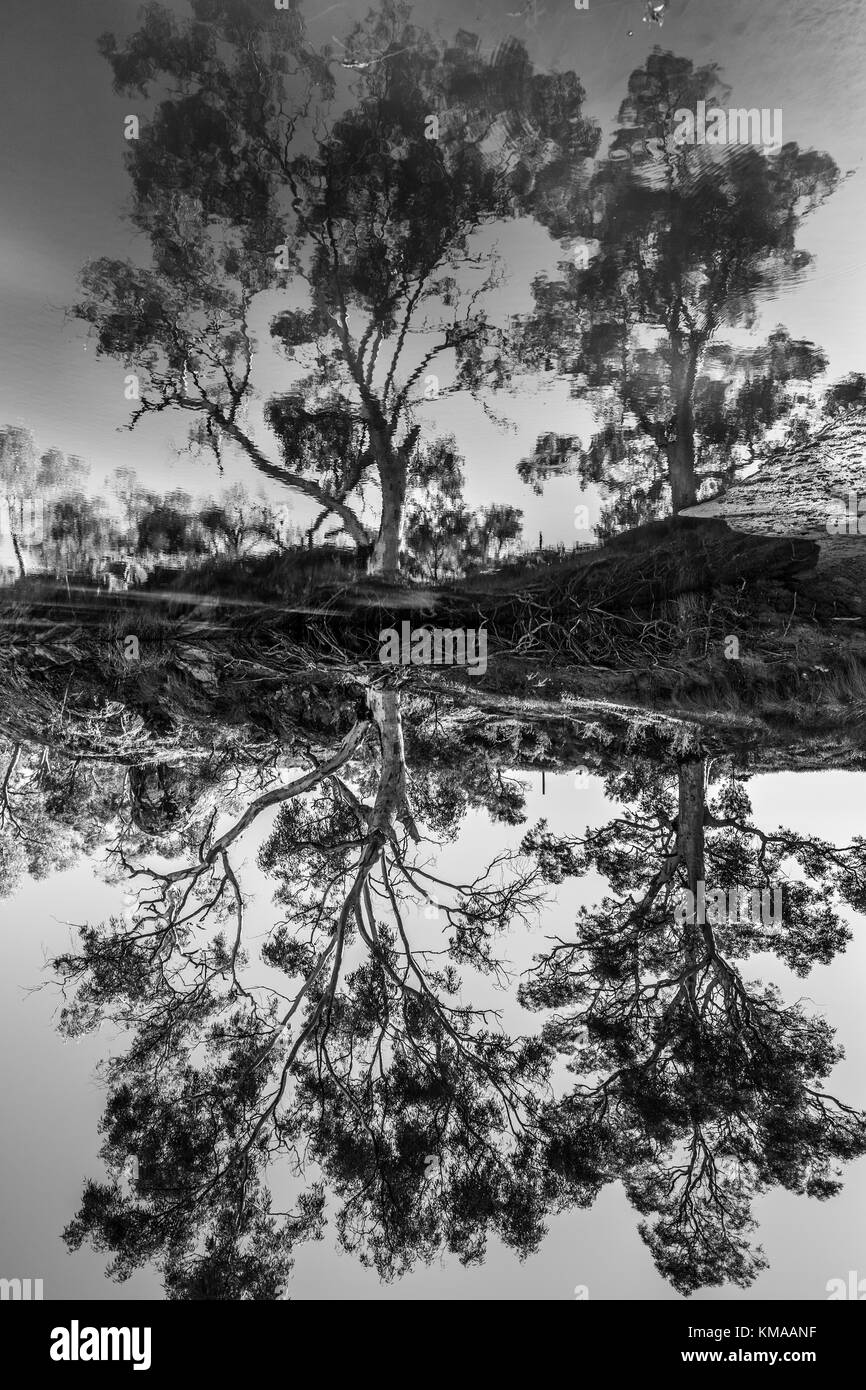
left=74, top=0, right=598, bottom=576
left=521, top=754, right=866, bottom=1292
left=53, top=687, right=561, bottom=1292
left=514, top=50, right=841, bottom=526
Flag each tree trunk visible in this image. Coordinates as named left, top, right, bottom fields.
left=677, top=757, right=706, bottom=1016
left=368, top=436, right=406, bottom=580
left=677, top=759, right=705, bottom=896
left=667, top=396, right=699, bottom=513
left=663, top=404, right=707, bottom=648
left=366, top=689, right=417, bottom=842
left=11, top=531, right=26, bottom=578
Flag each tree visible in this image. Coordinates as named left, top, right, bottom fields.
left=0, top=429, right=60, bottom=576
left=108, top=466, right=151, bottom=539
left=49, top=494, right=107, bottom=570
left=254, top=499, right=295, bottom=554
left=473, top=502, right=523, bottom=566
left=0, top=428, right=97, bottom=575
left=514, top=50, right=841, bottom=523
left=136, top=503, right=193, bottom=555
left=0, top=427, right=40, bottom=577
left=37, top=447, right=89, bottom=495
left=197, top=483, right=271, bottom=558
left=73, top=1, right=598, bottom=576
left=0, top=739, right=88, bottom=894
left=6, top=607, right=866, bottom=1296
left=403, top=442, right=523, bottom=580
left=520, top=754, right=866, bottom=1292
left=402, top=438, right=473, bottom=581
left=51, top=687, right=558, bottom=1291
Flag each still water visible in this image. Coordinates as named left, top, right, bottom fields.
left=1, top=715, right=862, bottom=1301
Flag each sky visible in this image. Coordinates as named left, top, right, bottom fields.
left=1, top=0, right=865, bottom=545
left=1, top=764, right=863, bottom=1301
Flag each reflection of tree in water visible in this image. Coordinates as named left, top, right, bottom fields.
left=0, top=737, right=125, bottom=894
left=521, top=755, right=866, bottom=1293
left=52, top=688, right=568, bottom=1297
left=16, top=689, right=864, bottom=1298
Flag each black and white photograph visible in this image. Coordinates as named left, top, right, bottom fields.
left=0, top=0, right=864, bottom=1361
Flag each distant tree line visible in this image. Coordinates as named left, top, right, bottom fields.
left=0, top=425, right=523, bottom=581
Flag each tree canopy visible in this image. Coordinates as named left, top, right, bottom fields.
left=514, top=49, right=842, bottom=526
left=74, top=0, right=598, bottom=575
left=520, top=754, right=866, bottom=1292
